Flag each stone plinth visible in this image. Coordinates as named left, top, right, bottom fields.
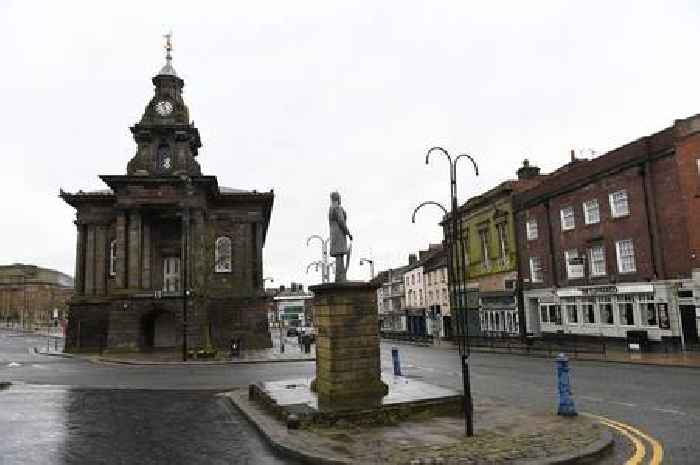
left=309, top=281, right=388, bottom=409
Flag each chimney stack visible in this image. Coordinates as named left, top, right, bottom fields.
left=516, top=159, right=541, bottom=180
left=408, top=253, right=417, bottom=265
left=570, top=149, right=576, bottom=162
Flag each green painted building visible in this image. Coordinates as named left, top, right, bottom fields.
left=451, top=160, right=544, bottom=336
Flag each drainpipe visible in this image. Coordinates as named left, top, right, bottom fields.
left=512, top=208, right=526, bottom=339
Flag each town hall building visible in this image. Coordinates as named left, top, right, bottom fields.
left=60, top=43, right=274, bottom=353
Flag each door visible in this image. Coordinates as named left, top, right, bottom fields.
left=680, top=306, right=699, bottom=344
left=163, top=257, right=180, bottom=293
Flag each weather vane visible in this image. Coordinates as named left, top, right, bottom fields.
left=163, top=31, right=173, bottom=65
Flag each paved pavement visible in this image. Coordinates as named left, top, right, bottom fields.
left=2, top=328, right=699, bottom=463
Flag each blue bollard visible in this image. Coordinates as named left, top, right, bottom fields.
left=556, top=353, right=577, bottom=416
left=392, top=347, right=402, bottom=376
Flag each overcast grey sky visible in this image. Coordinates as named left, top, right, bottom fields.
left=1, top=1, right=699, bottom=286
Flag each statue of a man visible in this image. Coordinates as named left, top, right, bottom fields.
left=329, top=191, right=353, bottom=282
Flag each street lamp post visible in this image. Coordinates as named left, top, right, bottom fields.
left=307, top=235, right=330, bottom=283
left=412, top=146, right=478, bottom=437
left=359, top=258, right=375, bottom=280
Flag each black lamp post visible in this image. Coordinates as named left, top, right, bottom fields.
left=412, top=146, right=478, bottom=437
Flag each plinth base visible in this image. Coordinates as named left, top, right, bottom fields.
left=310, top=281, right=387, bottom=406
left=248, top=375, right=463, bottom=427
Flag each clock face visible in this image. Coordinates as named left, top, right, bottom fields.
left=157, top=145, right=172, bottom=171
left=155, top=100, right=174, bottom=116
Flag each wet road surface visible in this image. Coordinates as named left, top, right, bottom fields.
left=0, top=385, right=299, bottom=465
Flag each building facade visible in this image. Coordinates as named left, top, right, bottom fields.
left=422, top=249, right=451, bottom=338
left=271, top=284, right=314, bottom=328
left=60, top=54, right=274, bottom=352
left=403, top=254, right=426, bottom=336
left=515, top=115, right=700, bottom=349
left=0, top=264, right=73, bottom=329
left=454, top=161, right=543, bottom=337
left=376, top=267, right=407, bottom=332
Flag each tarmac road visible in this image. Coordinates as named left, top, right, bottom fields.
left=2, top=328, right=698, bottom=464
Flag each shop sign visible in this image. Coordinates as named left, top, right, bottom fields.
left=557, top=288, right=583, bottom=297
left=581, top=286, right=617, bottom=295
left=617, top=284, right=654, bottom=294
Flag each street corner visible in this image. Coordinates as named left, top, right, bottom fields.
left=225, top=387, right=614, bottom=465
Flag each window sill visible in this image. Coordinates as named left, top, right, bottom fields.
left=610, top=213, right=630, bottom=220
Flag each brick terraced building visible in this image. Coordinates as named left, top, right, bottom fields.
left=514, top=114, right=700, bottom=349
left=60, top=51, right=274, bottom=353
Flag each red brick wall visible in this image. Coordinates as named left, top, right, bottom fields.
left=673, top=117, right=700, bottom=271
left=516, top=132, right=692, bottom=288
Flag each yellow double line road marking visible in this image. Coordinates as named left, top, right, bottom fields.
left=583, top=413, right=663, bottom=465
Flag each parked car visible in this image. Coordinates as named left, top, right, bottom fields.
left=286, top=326, right=298, bottom=337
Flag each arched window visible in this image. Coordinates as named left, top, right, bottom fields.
left=109, top=240, right=117, bottom=277
left=215, top=236, right=232, bottom=272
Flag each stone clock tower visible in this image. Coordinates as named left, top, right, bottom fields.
left=126, top=43, right=202, bottom=178
left=60, top=38, right=274, bottom=354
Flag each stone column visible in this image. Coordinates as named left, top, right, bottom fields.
left=84, top=225, right=96, bottom=296
left=115, top=212, right=127, bottom=289
left=255, top=222, right=263, bottom=289
left=128, top=210, right=142, bottom=289
left=310, top=281, right=387, bottom=410
left=74, top=223, right=85, bottom=295
left=95, top=225, right=107, bottom=296
left=192, top=209, right=205, bottom=289
left=142, top=220, right=151, bottom=290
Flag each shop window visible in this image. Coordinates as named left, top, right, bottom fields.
left=580, top=298, right=595, bottom=323
left=617, top=295, right=635, bottom=325
left=549, top=305, right=562, bottom=325
left=583, top=199, right=600, bottom=224
left=658, top=303, right=671, bottom=329
left=609, top=190, right=630, bottom=218
left=599, top=296, right=614, bottom=324
left=541, top=303, right=561, bottom=325
left=589, top=245, right=606, bottom=276
left=526, top=218, right=538, bottom=240
left=616, top=239, right=636, bottom=273
left=560, top=206, right=575, bottom=231
left=561, top=297, right=578, bottom=324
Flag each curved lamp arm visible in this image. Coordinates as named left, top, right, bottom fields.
left=454, top=153, right=479, bottom=176
left=306, top=261, right=322, bottom=273
left=306, top=235, right=325, bottom=247
left=425, top=146, right=452, bottom=165
left=411, top=201, right=449, bottom=224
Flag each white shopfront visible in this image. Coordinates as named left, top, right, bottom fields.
left=524, top=283, right=681, bottom=341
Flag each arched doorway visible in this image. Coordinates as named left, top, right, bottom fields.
left=142, top=310, right=176, bottom=349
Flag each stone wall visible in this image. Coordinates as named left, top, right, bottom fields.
left=311, top=282, right=387, bottom=407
